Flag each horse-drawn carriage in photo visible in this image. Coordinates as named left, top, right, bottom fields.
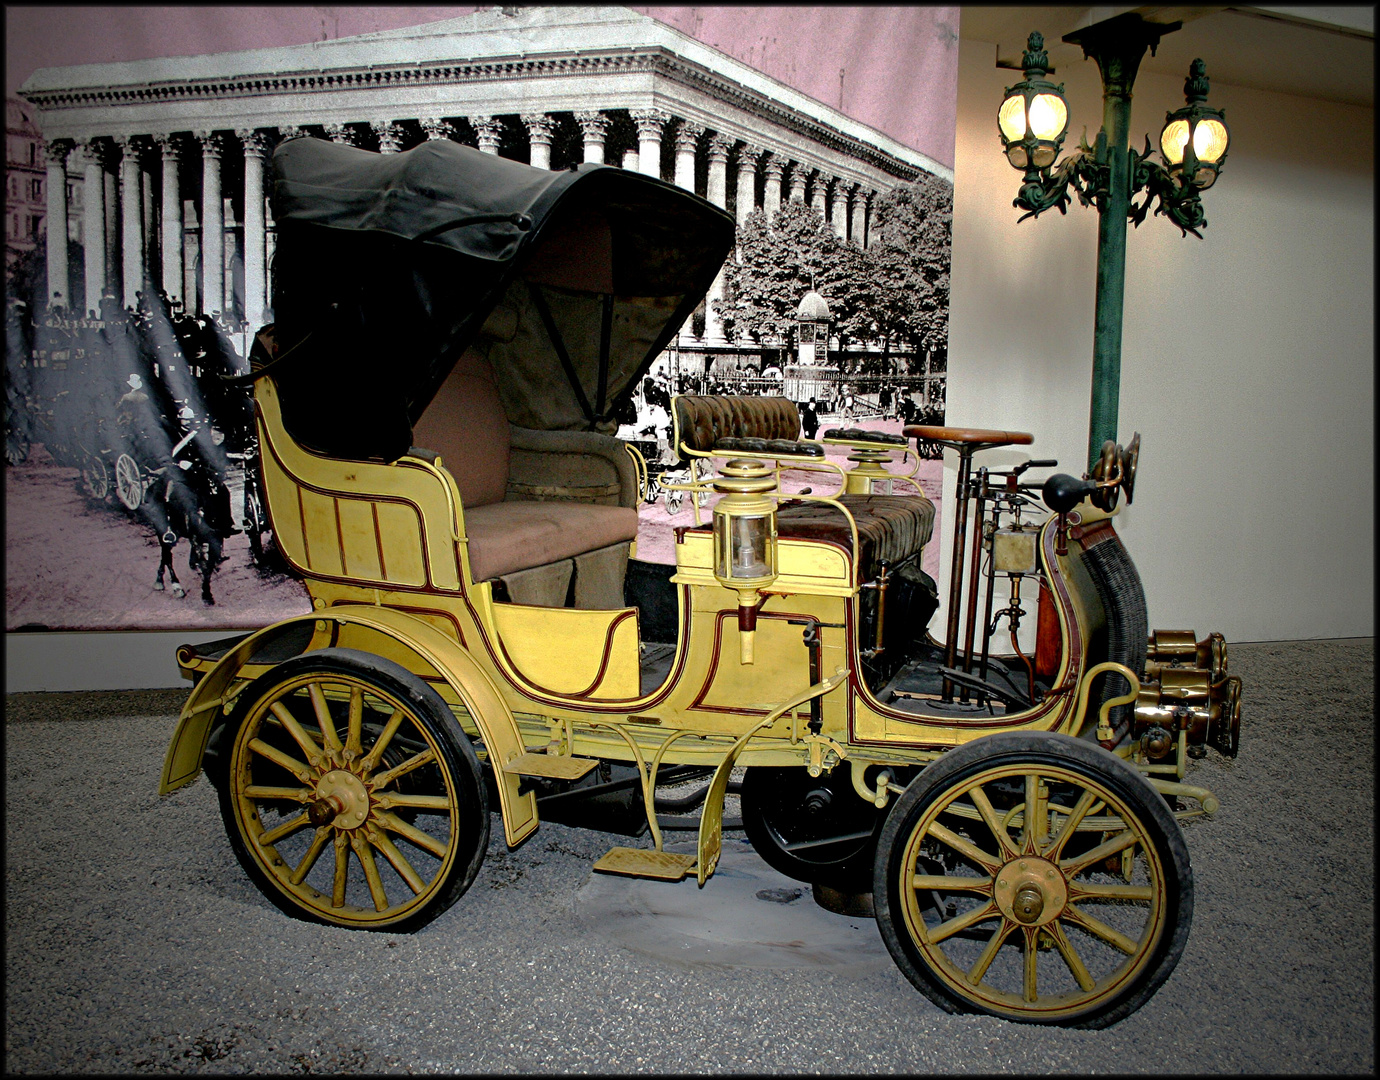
left=159, top=135, right=1242, bottom=1028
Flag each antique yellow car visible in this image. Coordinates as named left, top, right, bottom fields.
left=160, top=135, right=1241, bottom=1029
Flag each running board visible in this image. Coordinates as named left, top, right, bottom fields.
left=593, top=847, right=697, bottom=881
left=502, top=751, right=599, bottom=781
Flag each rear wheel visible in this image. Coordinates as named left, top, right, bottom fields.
left=741, top=765, right=885, bottom=892
left=874, top=732, right=1191, bottom=1028
left=80, top=454, right=109, bottom=500
left=218, top=648, right=489, bottom=932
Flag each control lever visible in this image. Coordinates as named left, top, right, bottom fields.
left=1012, top=458, right=1058, bottom=477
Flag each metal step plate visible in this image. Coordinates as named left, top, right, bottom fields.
left=502, top=752, right=599, bottom=781
left=593, top=847, right=697, bottom=881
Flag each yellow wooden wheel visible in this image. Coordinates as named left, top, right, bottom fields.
left=874, top=732, right=1191, bottom=1028
left=218, top=648, right=489, bottom=932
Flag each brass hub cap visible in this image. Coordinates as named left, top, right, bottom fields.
left=994, top=857, right=1068, bottom=927
left=313, top=769, right=371, bottom=829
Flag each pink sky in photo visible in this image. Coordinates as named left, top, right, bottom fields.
left=4, top=5, right=957, bottom=166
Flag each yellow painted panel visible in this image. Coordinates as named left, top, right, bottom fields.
left=335, top=498, right=383, bottom=581
left=490, top=604, right=641, bottom=700
left=695, top=613, right=811, bottom=712
left=373, top=502, right=427, bottom=587
left=299, top=490, right=344, bottom=577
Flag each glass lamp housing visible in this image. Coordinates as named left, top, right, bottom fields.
left=1160, top=59, right=1229, bottom=189
left=710, top=459, right=779, bottom=665
left=998, top=33, right=1068, bottom=172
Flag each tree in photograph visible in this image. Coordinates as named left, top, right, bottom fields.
left=869, top=173, right=953, bottom=372
left=715, top=200, right=841, bottom=349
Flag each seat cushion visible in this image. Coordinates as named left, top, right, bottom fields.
left=775, top=494, right=935, bottom=579
left=464, top=500, right=639, bottom=582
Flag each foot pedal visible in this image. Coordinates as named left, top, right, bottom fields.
left=593, top=847, right=696, bottom=881
left=502, top=751, right=599, bottom=781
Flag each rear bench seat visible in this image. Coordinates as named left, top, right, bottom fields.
left=671, top=394, right=934, bottom=580
left=411, top=349, right=638, bottom=606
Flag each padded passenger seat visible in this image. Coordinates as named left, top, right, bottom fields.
left=672, top=394, right=934, bottom=580
left=412, top=349, right=639, bottom=594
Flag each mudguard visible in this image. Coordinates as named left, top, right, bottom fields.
left=158, top=608, right=539, bottom=847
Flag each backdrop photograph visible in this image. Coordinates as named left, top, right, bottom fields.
left=5, top=5, right=958, bottom=631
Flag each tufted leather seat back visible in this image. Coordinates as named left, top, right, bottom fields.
left=671, top=395, right=800, bottom=461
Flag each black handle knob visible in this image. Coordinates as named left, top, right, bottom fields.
left=1042, top=473, right=1097, bottom=514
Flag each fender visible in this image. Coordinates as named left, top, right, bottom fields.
left=159, top=608, right=538, bottom=847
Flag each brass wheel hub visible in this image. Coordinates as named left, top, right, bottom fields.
left=311, top=769, right=371, bottom=829
left=994, top=857, right=1067, bottom=927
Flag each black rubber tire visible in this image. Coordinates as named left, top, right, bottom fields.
left=873, top=731, right=1192, bottom=1029
left=741, top=765, right=886, bottom=892
left=218, top=648, right=489, bottom=933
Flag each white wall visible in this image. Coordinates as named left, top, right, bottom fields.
left=6, top=36, right=1372, bottom=693
left=938, top=37, right=1374, bottom=644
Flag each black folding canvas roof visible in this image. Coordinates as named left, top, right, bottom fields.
left=265, top=135, right=735, bottom=461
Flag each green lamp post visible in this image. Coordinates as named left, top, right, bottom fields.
left=996, top=14, right=1230, bottom=470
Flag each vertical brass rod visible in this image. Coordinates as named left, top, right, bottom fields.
left=959, top=477, right=989, bottom=702
left=940, top=444, right=974, bottom=702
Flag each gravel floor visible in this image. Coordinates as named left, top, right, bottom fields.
left=4, top=639, right=1373, bottom=1074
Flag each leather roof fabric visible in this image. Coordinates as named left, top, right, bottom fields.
left=267, top=136, right=735, bottom=462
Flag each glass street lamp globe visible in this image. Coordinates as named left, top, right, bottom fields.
left=1160, top=58, right=1230, bottom=189
left=998, top=32, right=1070, bottom=171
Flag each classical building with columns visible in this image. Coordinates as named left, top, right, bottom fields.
left=19, top=5, right=950, bottom=361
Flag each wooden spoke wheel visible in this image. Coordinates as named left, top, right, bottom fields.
left=218, top=648, right=489, bottom=932
left=742, top=765, right=887, bottom=892
left=115, top=453, right=145, bottom=510
left=80, top=454, right=110, bottom=500
left=874, top=732, right=1191, bottom=1028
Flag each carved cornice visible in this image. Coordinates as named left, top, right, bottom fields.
left=22, top=46, right=929, bottom=183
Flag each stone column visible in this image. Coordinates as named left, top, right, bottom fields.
left=811, top=171, right=829, bottom=220
left=472, top=116, right=503, bottom=155
left=115, top=136, right=145, bottom=309
left=139, top=142, right=157, bottom=293
left=521, top=114, right=554, bottom=170
left=673, top=121, right=702, bottom=192
left=420, top=117, right=456, bottom=142
left=787, top=163, right=807, bottom=204
left=238, top=130, right=269, bottom=331
left=197, top=132, right=225, bottom=317
left=862, top=190, right=876, bottom=249
left=371, top=121, right=404, bottom=154
left=323, top=122, right=357, bottom=146
left=852, top=189, right=868, bottom=248
left=762, top=153, right=784, bottom=220
left=704, top=134, right=733, bottom=345
left=79, top=141, right=106, bottom=316
left=831, top=180, right=851, bottom=241
left=156, top=136, right=183, bottom=308
left=99, top=141, right=120, bottom=302
left=575, top=111, right=609, bottom=165
left=43, top=139, right=73, bottom=311
left=631, top=110, right=668, bottom=180
left=735, top=143, right=760, bottom=226
left=622, top=148, right=639, bottom=171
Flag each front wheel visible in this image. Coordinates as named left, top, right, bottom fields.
left=873, top=732, right=1191, bottom=1029
left=80, top=453, right=110, bottom=500
left=115, top=453, right=144, bottom=510
left=217, top=648, right=489, bottom=932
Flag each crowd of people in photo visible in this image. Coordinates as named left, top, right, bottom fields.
left=5, top=288, right=268, bottom=606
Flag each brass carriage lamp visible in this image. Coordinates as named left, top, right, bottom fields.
left=711, top=459, right=779, bottom=664
left=1159, top=59, right=1230, bottom=190
left=997, top=32, right=1070, bottom=172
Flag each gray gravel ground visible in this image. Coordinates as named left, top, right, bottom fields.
left=5, top=639, right=1373, bottom=1074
